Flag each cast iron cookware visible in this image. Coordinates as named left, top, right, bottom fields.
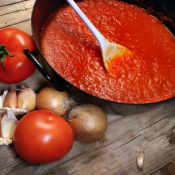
left=24, top=0, right=175, bottom=108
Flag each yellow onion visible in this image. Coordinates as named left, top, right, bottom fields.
left=3, top=90, right=18, bottom=108
left=36, top=86, right=70, bottom=116
left=18, top=87, right=36, bottom=112
left=68, top=104, right=107, bottom=143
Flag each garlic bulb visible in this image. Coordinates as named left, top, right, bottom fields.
left=0, top=138, right=12, bottom=145
left=3, top=90, right=18, bottom=108
left=18, top=87, right=36, bottom=112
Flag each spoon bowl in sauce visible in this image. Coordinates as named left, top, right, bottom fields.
left=66, top=0, right=133, bottom=77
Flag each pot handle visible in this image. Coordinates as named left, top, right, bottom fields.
left=23, top=49, right=70, bottom=91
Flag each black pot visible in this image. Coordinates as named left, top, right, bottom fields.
left=24, top=0, right=175, bottom=112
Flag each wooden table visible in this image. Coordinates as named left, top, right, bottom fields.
left=0, top=0, right=175, bottom=174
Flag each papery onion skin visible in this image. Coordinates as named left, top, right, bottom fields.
left=36, top=86, right=70, bottom=116
left=68, top=104, right=107, bottom=143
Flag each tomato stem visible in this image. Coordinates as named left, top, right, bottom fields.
left=1, top=54, right=7, bottom=76
left=0, top=51, right=4, bottom=56
left=0, top=44, right=17, bottom=76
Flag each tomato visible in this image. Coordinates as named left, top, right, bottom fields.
left=0, top=28, right=38, bottom=84
left=13, top=110, right=74, bottom=163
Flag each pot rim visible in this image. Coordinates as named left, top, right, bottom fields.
left=30, top=0, right=175, bottom=106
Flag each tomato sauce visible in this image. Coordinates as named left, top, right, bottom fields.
left=41, top=0, right=175, bottom=104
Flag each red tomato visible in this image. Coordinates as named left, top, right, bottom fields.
left=0, top=28, right=38, bottom=84
left=13, top=110, right=74, bottom=163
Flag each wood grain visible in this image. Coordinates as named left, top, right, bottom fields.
left=0, top=0, right=35, bottom=33
left=166, top=161, right=175, bottom=175
left=152, top=167, right=170, bottom=175
left=152, top=161, right=175, bottom=175
left=1, top=99, right=175, bottom=175
left=0, top=0, right=26, bottom=7
left=0, top=0, right=35, bottom=16
left=0, top=8, right=32, bottom=28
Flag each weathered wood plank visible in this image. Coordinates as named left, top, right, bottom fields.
left=43, top=111, right=175, bottom=175
left=0, top=8, right=32, bottom=28
left=9, top=20, right=33, bottom=36
left=0, top=0, right=26, bottom=7
left=0, top=0, right=35, bottom=16
left=2, top=99, right=175, bottom=175
left=0, top=70, right=49, bottom=94
left=152, top=167, right=170, bottom=175
left=152, top=161, right=175, bottom=175
left=166, top=161, right=175, bottom=175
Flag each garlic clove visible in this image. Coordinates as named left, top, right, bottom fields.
left=0, top=137, right=12, bottom=145
left=0, top=107, right=28, bottom=115
left=137, top=151, right=144, bottom=169
left=0, top=111, right=18, bottom=139
left=18, top=87, right=36, bottom=112
left=0, top=96, right=3, bottom=108
left=3, top=90, right=18, bottom=108
left=2, top=90, right=8, bottom=104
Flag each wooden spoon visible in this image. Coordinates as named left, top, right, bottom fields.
left=66, top=0, right=133, bottom=77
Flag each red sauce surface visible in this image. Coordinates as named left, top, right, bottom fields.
left=41, top=0, right=175, bottom=104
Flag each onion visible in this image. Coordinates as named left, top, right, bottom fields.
left=36, top=86, right=70, bottom=116
left=68, top=104, right=107, bottom=143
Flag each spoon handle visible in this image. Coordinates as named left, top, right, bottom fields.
left=66, top=0, right=105, bottom=47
